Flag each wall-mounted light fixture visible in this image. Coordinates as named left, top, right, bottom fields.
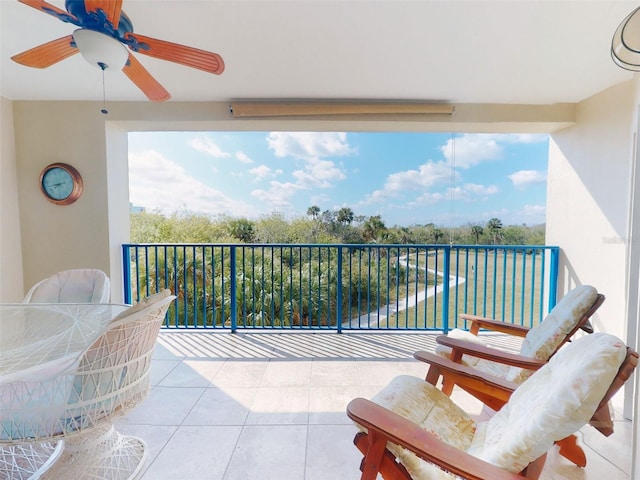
left=228, top=102, right=455, bottom=118
left=611, top=7, right=640, bottom=71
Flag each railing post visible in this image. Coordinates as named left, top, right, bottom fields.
left=122, top=244, right=132, bottom=305
left=230, top=246, right=237, bottom=333
left=442, top=245, right=451, bottom=334
left=337, top=247, right=343, bottom=334
left=548, top=247, right=559, bottom=310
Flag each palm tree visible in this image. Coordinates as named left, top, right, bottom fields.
left=229, top=218, right=255, bottom=243
left=432, top=228, right=444, bottom=244
left=471, top=225, right=483, bottom=244
left=337, top=207, right=354, bottom=225
left=307, top=205, right=320, bottom=219
left=487, top=218, right=503, bottom=245
left=363, top=215, right=387, bottom=243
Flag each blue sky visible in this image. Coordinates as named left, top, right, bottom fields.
left=128, top=131, right=549, bottom=227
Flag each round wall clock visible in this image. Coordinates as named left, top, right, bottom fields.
left=39, top=162, right=84, bottom=205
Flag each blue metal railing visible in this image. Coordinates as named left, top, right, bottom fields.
left=122, top=244, right=559, bottom=332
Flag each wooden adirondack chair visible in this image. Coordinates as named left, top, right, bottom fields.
left=420, top=285, right=605, bottom=467
left=347, top=333, right=637, bottom=480
left=434, top=285, right=604, bottom=395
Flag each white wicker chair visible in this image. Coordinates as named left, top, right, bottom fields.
left=1, top=290, right=175, bottom=480
left=23, top=269, right=111, bottom=304
left=1, top=269, right=112, bottom=479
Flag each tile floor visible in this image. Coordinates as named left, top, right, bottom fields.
left=115, top=331, right=633, bottom=480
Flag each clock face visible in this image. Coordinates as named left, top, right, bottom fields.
left=42, top=167, right=74, bottom=200
left=40, top=163, right=83, bottom=205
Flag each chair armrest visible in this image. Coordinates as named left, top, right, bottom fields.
left=414, top=350, right=518, bottom=402
left=347, top=398, right=524, bottom=480
left=435, top=335, right=546, bottom=370
left=459, top=314, right=531, bottom=337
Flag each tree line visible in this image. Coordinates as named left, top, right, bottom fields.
left=130, top=206, right=545, bottom=245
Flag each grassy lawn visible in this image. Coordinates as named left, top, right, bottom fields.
left=382, top=249, right=549, bottom=330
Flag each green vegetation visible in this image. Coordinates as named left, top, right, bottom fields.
left=129, top=209, right=547, bottom=329
left=130, top=209, right=545, bottom=246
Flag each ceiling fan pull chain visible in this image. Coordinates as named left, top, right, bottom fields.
left=99, top=62, right=108, bottom=114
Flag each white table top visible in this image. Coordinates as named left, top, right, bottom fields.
left=0, top=303, right=129, bottom=380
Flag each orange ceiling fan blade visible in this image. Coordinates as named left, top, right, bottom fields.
left=126, top=33, right=225, bottom=74
left=18, top=0, right=77, bottom=20
left=83, top=0, right=122, bottom=29
left=11, top=35, right=78, bottom=68
left=123, top=54, right=171, bottom=102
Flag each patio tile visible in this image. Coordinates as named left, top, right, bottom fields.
left=183, top=387, right=257, bottom=426
left=223, top=425, right=307, bottom=480
left=245, top=386, right=310, bottom=425
left=310, top=359, right=362, bottom=387
left=149, top=359, right=181, bottom=386
left=114, top=332, right=633, bottom=480
left=119, top=386, right=205, bottom=426
left=355, top=359, right=426, bottom=387
left=158, top=359, right=225, bottom=387
left=308, top=385, right=370, bottom=425
left=114, top=424, right=178, bottom=478
left=259, top=359, right=313, bottom=387
left=141, top=425, right=242, bottom=480
left=305, top=424, right=364, bottom=480
left=211, top=360, right=269, bottom=388
left=540, top=443, right=630, bottom=480
left=579, top=420, right=632, bottom=474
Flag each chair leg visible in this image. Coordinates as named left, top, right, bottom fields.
left=556, top=435, right=587, bottom=467
left=440, top=377, right=455, bottom=396
left=41, top=424, right=147, bottom=480
left=353, top=432, right=411, bottom=480
left=0, top=441, right=64, bottom=480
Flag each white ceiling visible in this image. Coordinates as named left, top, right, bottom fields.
left=1, top=0, right=637, bottom=105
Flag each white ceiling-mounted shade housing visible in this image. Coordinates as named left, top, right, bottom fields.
left=73, top=28, right=129, bottom=71
left=611, top=7, right=640, bottom=71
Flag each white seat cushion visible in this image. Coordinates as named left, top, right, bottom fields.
left=468, top=332, right=626, bottom=473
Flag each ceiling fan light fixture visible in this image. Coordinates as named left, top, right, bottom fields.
left=611, top=7, right=640, bottom=71
left=73, top=28, right=128, bottom=71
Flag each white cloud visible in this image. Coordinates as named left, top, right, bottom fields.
left=188, top=137, right=231, bottom=158
left=309, top=159, right=346, bottom=181
left=292, top=169, right=325, bottom=188
left=267, top=132, right=355, bottom=161
left=520, top=204, right=546, bottom=221
left=362, top=189, right=393, bottom=204
left=129, top=150, right=253, bottom=216
left=410, top=191, right=447, bottom=205
left=249, top=165, right=274, bottom=179
left=235, top=151, right=254, bottom=164
left=461, top=183, right=499, bottom=195
left=440, top=133, right=548, bottom=169
left=363, top=160, right=453, bottom=204
left=509, top=170, right=547, bottom=188
left=265, top=132, right=351, bottom=189
left=440, top=134, right=503, bottom=168
left=251, top=181, right=303, bottom=208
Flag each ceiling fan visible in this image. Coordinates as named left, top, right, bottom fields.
left=11, top=0, right=225, bottom=102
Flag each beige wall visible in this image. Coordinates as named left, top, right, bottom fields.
left=0, top=97, right=23, bottom=301
left=12, top=102, right=112, bottom=299
left=547, top=80, right=636, bottom=341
